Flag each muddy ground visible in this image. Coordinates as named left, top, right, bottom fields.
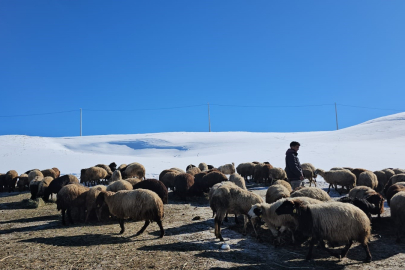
left=0, top=182, right=404, bottom=270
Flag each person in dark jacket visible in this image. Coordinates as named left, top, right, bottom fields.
left=285, top=141, right=304, bottom=190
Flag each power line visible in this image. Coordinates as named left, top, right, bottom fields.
left=210, top=103, right=334, bottom=108
left=0, top=110, right=78, bottom=118
left=336, top=104, right=403, bottom=112
left=83, top=104, right=206, bottom=112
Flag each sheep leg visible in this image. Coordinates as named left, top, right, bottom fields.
left=327, top=184, right=332, bottom=194
left=234, top=214, right=239, bottom=224
left=119, top=219, right=125, bottom=234
left=362, top=243, right=372, bottom=262
left=249, top=216, right=259, bottom=239
left=136, top=220, right=150, bottom=236
left=224, top=213, right=229, bottom=222
left=340, top=240, right=352, bottom=259
left=157, top=220, right=165, bottom=238
left=61, top=209, right=66, bottom=225
left=85, top=208, right=92, bottom=223
left=306, top=238, right=316, bottom=261
left=214, top=215, right=224, bottom=241
left=67, top=209, right=74, bottom=224
left=242, top=215, right=248, bottom=236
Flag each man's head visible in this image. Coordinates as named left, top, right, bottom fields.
left=290, top=141, right=300, bottom=151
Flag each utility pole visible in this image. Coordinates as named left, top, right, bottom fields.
left=335, top=103, right=339, bottom=130
left=80, top=108, right=82, bottom=136
left=208, top=103, right=211, bottom=132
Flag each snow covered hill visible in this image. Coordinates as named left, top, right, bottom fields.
left=1, top=112, right=404, bottom=178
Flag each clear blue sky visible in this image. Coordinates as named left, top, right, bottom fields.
left=1, top=1, right=404, bottom=137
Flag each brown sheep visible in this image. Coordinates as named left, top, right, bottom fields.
left=174, top=173, right=194, bottom=200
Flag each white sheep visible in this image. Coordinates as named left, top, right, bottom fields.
left=210, top=181, right=263, bottom=241
left=218, top=163, right=235, bottom=175
left=390, top=191, right=405, bottom=243
left=229, top=173, right=247, bottom=189
left=272, top=180, right=292, bottom=193
left=301, top=163, right=317, bottom=187
left=95, top=189, right=165, bottom=237
left=357, top=171, right=378, bottom=190
left=290, top=187, right=331, bottom=202
left=275, top=200, right=372, bottom=262
left=266, top=184, right=290, bottom=204
left=315, top=168, right=356, bottom=194
left=269, top=167, right=287, bottom=182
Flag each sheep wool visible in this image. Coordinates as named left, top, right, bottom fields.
left=390, top=191, right=405, bottom=243
left=357, top=171, right=378, bottom=190
left=229, top=173, right=247, bottom=189
left=107, top=180, right=133, bottom=192
left=198, top=163, right=209, bottom=172
left=236, top=162, right=255, bottom=182
left=85, top=185, right=107, bottom=222
left=57, top=184, right=89, bottom=225
left=218, top=163, right=235, bottom=175
left=123, top=162, right=146, bottom=179
left=315, top=169, right=356, bottom=194
left=266, top=184, right=290, bottom=204
left=290, top=187, right=331, bottom=202
left=272, top=180, right=292, bottom=193
left=28, top=170, right=44, bottom=183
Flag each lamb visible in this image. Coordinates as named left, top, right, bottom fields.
left=36, top=177, right=54, bottom=198
left=122, top=162, right=146, bottom=180
left=43, top=174, right=80, bottom=202
left=269, top=167, right=287, bottom=182
left=314, top=168, right=356, bottom=194
left=348, top=186, right=384, bottom=217
left=201, top=171, right=228, bottom=192
left=186, top=166, right=201, bottom=176
left=28, top=170, right=43, bottom=183
left=80, top=167, right=109, bottom=186
left=386, top=184, right=405, bottom=206
left=275, top=200, right=372, bottom=262
left=338, top=196, right=376, bottom=220
left=272, top=180, right=292, bottom=193
left=173, top=173, right=194, bottom=200
left=5, top=170, right=18, bottom=192
left=198, top=163, right=208, bottom=172
left=357, top=171, right=378, bottom=190
left=301, top=163, right=317, bottom=187
left=85, top=185, right=107, bottom=223
left=133, top=179, right=168, bottom=204
left=229, top=173, right=247, bottom=189
left=236, top=162, right=255, bottom=182
left=107, top=180, right=133, bottom=192
left=390, top=191, right=405, bottom=243
left=210, top=181, right=264, bottom=241
left=290, top=187, right=331, bottom=202
left=17, top=174, right=29, bottom=192
left=248, top=197, right=324, bottom=244
left=57, top=184, right=89, bottom=225
left=41, top=169, right=58, bottom=179
left=95, top=189, right=165, bottom=237
left=266, top=184, right=290, bottom=204
left=161, top=170, right=180, bottom=191
left=218, top=163, right=235, bottom=175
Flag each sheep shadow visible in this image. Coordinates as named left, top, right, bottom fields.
left=167, top=191, right=209, bottom=207
left=0, top=200, right=37, bottom=210
left=0, top=214, right=58, bottom=224
left=0, top=191, right=29, bottom=198
left=163, top=219, right=213, bottom=236
left=20, top=233, right=132, bottom=246
left=0, top=220, right=61, bottom=235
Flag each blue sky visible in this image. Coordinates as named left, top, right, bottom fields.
left=0, top=1, right=404, bottom=137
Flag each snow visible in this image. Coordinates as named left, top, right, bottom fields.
left=1, top=112, right=404, bottom=178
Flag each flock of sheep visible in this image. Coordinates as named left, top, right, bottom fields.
left=1, top=161, right=405, bottom=263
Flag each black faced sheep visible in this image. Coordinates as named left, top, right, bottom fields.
left=275, top=200, right=372, bottom=262
left=57, top=184, right=89, bottom=225
left=348, top=186, right=384, bottom=218
left=338, top=196, right=376, bottom=220
left=43, top=174, right=80, bottom=202
left=133, top=179, right=168, bottom=204
left=210, top=182, right=264, bottom=241
left=95, top=189, right=165, bottom=237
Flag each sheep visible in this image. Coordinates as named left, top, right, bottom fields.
left=330, top=167, right=345, bottom=171
left=170, top=168, right=186, bottom=174
left=0, top=173, right=6, bottom=192
left=253, top=163, right=265, bottom=183
left=351, top=168, right=368, bottom=180
left=124, top=177, right=142, bottom=186
left=390, top=191, right=405, bottom=243
left=314, top=168, right=356, bottom=194
left=207, top=165, right=215, bottom=170
left=29, top=176, right=43, bottom=200
left=269, top=167, right=287, bottom=182
left=357, top=171, right=378, bottom=190
left=383, top=174, right=405, bottom=196
left=198, top=163, right=208, bottom=172
left=5, top=170, right=18, bottom=192
left=218, top=163, right=235, bottom=175
left=110, top=170, right=122, bottom=183
left=173, top=173, right=194, bottom=200
left=236, top=162, right=255, bottom=182
left=188, top=172, right=208, bottom=196
left=229, top=173, right=247, bottom=190
left=36, top=176, right=54, bottom=198
left=52, top=167, right=61, bottom=178
left=95, top=164, right=113, bottom=178
left=275, top=200, right=372, bottom=262
left=133, top=179, right=168, bottom=204
left=57, top=184, right=89, bottom=225
left=290, top=187, right=331, bottom=202
left=122, top=162, right=146, bottom=180
left=338, top=197, right=376, bottom=220
left=374, top=170, right=389, bottom=192
left=386, top=184, right=405, bottom=206
left=159, top=169, right=173, bottom=181
left=117, top=164, right=127, bottom=171
left=201, top=171, right=228, bottom=192
left=382, top=168, right=395, bottom=180
left=210, top=181, right=264, bottom=241
left=393, top=168, right=405, bottom=174
left=17, top=174, right=29, bottom=192
left=301, top=163, right=317, bottom=187
left=348, top=186, right=384, bottom=218
left=261, top=164, right=274, bottom=183
left=186, top=164, right=196, bottom=171
left=186, top=166, right=201, bottom=176
left=43, top=174, right=80, bottom=202
left=109, top=162, right=117, bottom=172
left=81, top=167, right=109, bottom=186
left=273, top=180, right=292, bottom=193
left=85, top=185, right=107, bottom=223
left=28, top=170, right=43, bottom=183
left=107, top=180, right=133, bottom=192
left=266, top=184, right=290, bottom=204
left=41, top=169, right=58, bottom=179
left=161, top=170, right=180, bottom=191
left=248, top=197, right=324, bottom=244
left=95, top=189, right=165, bottom=237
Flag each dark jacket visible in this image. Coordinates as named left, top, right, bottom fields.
left=285, top=148, right=303, bottom=181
